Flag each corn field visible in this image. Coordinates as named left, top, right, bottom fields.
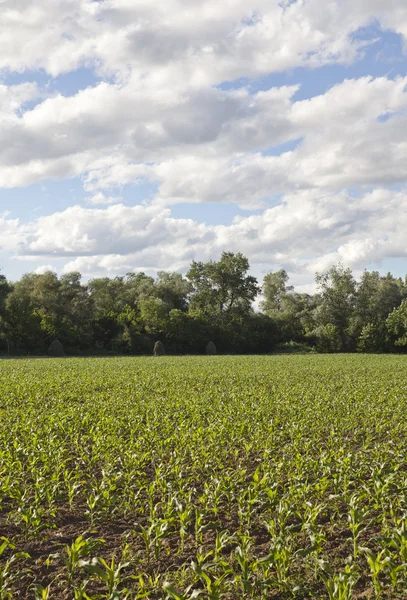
left=1, top=355, right=407, bottom=599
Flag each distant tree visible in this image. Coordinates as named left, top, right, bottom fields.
left=140, top=298, right=169, bottom=337
left=0, top=274, right=11, bottom=353
left=313, top=264, right=356, bottom=350
left=349, top=271, right=404, bottom=351
left=5, top=274, right=44, bottom=353
left=123, top=272, right=155, bottom=306
left=187, top=252, right=260, bottom=320
left=59, top=272, right=94, bottom=350
left=386, top=300, right=407, bottom=349
left=261, top=270, right=315, bottom=344
left=2, top=258, right=407, bottom=356
left=167, top=309, right=210, bottom=354
left=357, top=323, right=384, bottom=353
left=242, top=313, right=278, bottom=354
left=88, top=276, right=126, bottom=317
left=312, top=323, right=342, bottom=353
left=261, top=270, right=293, bottom=314
left=154, top=272, right=192, bottom=311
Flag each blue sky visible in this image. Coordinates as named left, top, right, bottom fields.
left=1, top=1, right=407, bottom=290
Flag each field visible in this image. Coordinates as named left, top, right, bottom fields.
left=1, top=356, right=407, bottom=599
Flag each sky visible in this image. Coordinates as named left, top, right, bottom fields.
left=1, top=0, right=407, bottom=292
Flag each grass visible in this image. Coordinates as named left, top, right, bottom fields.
left=0, top=355, right=407, bottom=598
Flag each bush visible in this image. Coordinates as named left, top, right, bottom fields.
left=311, top=324, right=342, bottom=353
left=274, top=341, right=315, bottom=354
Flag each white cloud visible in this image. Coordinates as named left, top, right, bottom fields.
left=0, top=187, right=402, bottom=285
left=1, top=0, right=405, bottom=83
left=0, top=212, right=26, bottom=251
left=1, top=1, right=407, bottom=283
left=86, top=192, right=121, bottom=205
left=33, top=264, right=57, bottom=275
left=0, top=74, right=405, bottom=202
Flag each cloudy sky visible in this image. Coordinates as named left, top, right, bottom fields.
left=1, top=0, right=407, bottom=290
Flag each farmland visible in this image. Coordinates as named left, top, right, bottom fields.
left=1, top=356, right=407, bottom=599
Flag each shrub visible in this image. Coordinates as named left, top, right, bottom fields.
left=274, top=341, right=315, bottom=354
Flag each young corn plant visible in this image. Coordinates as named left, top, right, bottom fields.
left=317, top=561, right=358, bottom=600
left=81, top=555, right=130, bottom=597
left=163, top=582, right=202, bottom=599
left=190, top=558, right=230, bottom=600
left=0, top=537, right=30, bottom=600
left=382, top=518, right=407, bottom=564
left=347, top=494, right=370, bottom=560
left=360, top=547, right=390, bottom=598
left=64, top=535, right=104, bottom=584
left=32, top=583, right=52, bottom=600
left=17, top=504, right=53, bottom=537
left=234, top=537, right=256, bottom=597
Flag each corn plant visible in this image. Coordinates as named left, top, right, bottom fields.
left=0, top=538, right=30, bottom=599
left=1, top=355, right=407, bottom=597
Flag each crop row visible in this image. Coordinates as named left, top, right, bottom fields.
left=0, top=355, right=407, bottom=598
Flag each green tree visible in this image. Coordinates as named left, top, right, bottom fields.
left=168, top=309, right=210, bottom=354
left=5, top=274, right=44, bottom=353
left=0, top=274, right=11, bottom=354
left=187, top=252, right=260, bottom=320
left=261, top=270, right=315, bottom=344
left=88, top=276, right=127, bottom=317
left=123, top=272, right=155, bottom=306
left=261, top=270, right=293, bottom=314
left=140, top=298, right=170, bottom=337
left=312, top=323, right=342, bottom=353
left=154, top=272, right=192, bottom=311
left=357, top=323, right=384, bottom=353
left=386, top=300, right=407, bottom=349
left=313, top=264, right=356, bottom=350
left=347, top=270, right=404, bottom=352
left=59, top=272, right=94, bottom=350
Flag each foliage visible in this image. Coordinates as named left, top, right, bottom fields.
left=386, top=300, right=407, bottom=348
left=1, top=355, right=407, bottom=598
left=261, top=269, right=293, bottom=314
left=311, top=323, right=342, bottom=353
left=187, top=252, right=260, bottom=321
left=357, top=323, right=387, bottom=353
left=314, top=264, right=356, bottom=350
left=0, top=257, right=407, bottom=355
left=273, top=341, right=315, bottom=354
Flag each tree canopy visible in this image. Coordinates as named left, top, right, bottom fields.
left=0, top=255, right=406, bottom=355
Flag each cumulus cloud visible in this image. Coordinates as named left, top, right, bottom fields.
left=0, top=187, right=403, bottom=283
left=0, top=74, right=405, bottom=200
left=0, top=212, right=26, bottom=251
left=33, top=265, right=57, bottom=275
left=1, top=0, right=407, bottom=282
left=86, top=192, right=121, bottom=205
left=0, top=0, right=405, bottom=81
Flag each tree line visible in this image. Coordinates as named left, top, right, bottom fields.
left=1, top=252, right=407, bottom=355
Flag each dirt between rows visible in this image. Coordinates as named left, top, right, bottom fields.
left=0, top=503, right=406, bottom=599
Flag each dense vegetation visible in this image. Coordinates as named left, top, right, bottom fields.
left=1, top=355, right=407, bottom=598
left=1, top=253, right=407, bottom=355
